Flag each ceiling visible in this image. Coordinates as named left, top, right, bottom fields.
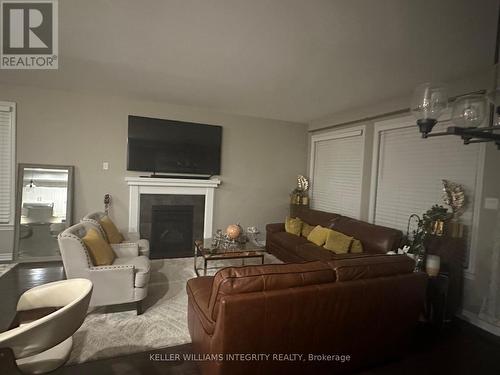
left=0, top=0, right=498, bottom=123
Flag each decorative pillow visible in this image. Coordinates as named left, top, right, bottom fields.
left=350, top=239, right=364, bottom=253
left=301, top=222, right=314, bottom=238
left=285, top=217, right=303, bottom=236
left=82, top=228, right=116, bottom=266
left=307, top=225, right=330, bottom=246
left=99, top=215, right=124, bottom=244
left=324, top=229, right=353, bottom=254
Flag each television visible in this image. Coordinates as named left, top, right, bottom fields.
left=127, top=116, right=222, bottom=176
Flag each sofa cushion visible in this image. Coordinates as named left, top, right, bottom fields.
left=329, top=217, right=402, bottom=254
left=323, top=229, right=353, bottom=254
left=285, top=216, right=302, bottom=236
left=301, top=222, right=314, bottom=238
left=327, top=254, right=415, bottom=282
left=295, top=243, right=337, bottom=261
left=100, top=215, right=125, bottom=244
left=307, top=225, right=330, bottom=246
left=82, top=228, right=116, bottom=266
left=270, top=231, right=310, bottom=251
left=208, top=261, right=335, bottom=320
left=350, top=239, right=363, bottom=253
left=113, top=255, right=151, bottom=287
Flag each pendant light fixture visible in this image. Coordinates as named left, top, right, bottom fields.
left=411, top=7, right=500, bottom=148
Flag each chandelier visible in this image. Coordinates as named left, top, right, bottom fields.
left=411, top=10, right=500, bottom=148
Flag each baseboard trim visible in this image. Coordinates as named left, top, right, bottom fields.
left=460, top=309, right=500, bottom=336
left=0, top=253, right=13, bottom=261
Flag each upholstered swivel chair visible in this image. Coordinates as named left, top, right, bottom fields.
left=82, top=211, right=150, bottom=257
left=58, top=221, right=150, bottom=314
left=0, top=279, right=92, bottom=374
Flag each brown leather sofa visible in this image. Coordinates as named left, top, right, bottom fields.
left=187, top=255, right=427, bottom=375
left=266, top=207, right=403, bottom=263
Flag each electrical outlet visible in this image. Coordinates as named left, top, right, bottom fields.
left=102, top=162, right=109, bottom=170
left=484, top=197, right=499, bottom=210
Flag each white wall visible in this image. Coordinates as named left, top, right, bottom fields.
left=0, top=83, right=308, bottom=258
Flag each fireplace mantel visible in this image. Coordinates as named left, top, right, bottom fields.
left=125, top=176, right=221, bottom=238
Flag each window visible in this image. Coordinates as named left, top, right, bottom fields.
left=0, top=102, right=16, bottom=225
left=370, top=114, right=482, bottom=272
left=309, top=127, right=365, bottom=219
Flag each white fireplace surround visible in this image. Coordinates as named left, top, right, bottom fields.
left=125, top=177, right=221, bottom=238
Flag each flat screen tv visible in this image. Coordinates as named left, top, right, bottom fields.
left=127, top=116, right=222, bottom=176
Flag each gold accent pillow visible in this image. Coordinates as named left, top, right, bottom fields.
left=324, top=229, right=353, bottom=254
left=301, top=222, right=314, bottom=238
left=350, top=239, right=364, bottom=253
left=307, top=225, right=330, bottom=246
left=82, top=228, right=116, bottom=266
left=285, top=217, right=303, bottom=236
left=99, top=215, right=124, bottom=244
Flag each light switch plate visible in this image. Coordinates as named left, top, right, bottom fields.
left=484, top=197, right=499, bottom=210
left=102, top=162, right=109, bottom=170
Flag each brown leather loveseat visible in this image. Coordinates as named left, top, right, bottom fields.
left=266, top=207, right=403, bottom=263
left=187, top=255, right=427, bottom=375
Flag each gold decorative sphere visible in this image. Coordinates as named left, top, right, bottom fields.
left=226, top=224, right=241, bottom=239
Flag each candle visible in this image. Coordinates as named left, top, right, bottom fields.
left=426, top=255, right=441, bottom=277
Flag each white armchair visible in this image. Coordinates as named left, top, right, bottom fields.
left=57, top=222, right=150, bottom=314
left=82, top=211, right=150, bottom=257
left=0, top=279, right=92, bottom=374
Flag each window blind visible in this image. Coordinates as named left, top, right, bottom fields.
left=0, top=105, right=14, bottom=225
left=310, top=130, right=364, bottom=218
left=372, top=121, right=480, bottom=235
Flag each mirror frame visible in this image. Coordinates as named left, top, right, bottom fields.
left=13, top=163, right=75, bottom=262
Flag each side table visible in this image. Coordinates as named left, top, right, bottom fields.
left=426, top=272, right=450, bottom=327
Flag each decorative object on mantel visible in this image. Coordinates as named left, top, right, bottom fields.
left=104, top=193, right=111, bottom=215
left=290, top=175, right=310, bottom=206
left=442, top=179, right=466, bottom=238
left=410, top=6, right=500, bottom=148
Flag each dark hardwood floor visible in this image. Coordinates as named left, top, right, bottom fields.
left=1, top=262, right=500, bottom=375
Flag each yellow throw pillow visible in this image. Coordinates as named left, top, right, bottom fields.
left=82, top=228, right=116, bottom=266
left=99, top=215, right=124, bottom=244
left=350, top=239, right=364, bottom=253
left=301, top=222, right=314, bottom=238
left=307, top=225, right=330, bottom=246
left=324, top=229, right=353, bottom=254
left=285, top=217, right=303, bottom=236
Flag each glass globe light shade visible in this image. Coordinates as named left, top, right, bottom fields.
left=411, top=83, right=448, bottom=136
left=411, top=83, right=448, bottom=120
left=451, top=94, right=488, bottom=128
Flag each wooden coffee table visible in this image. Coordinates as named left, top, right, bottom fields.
left=194, top=238, right=266, bottom=276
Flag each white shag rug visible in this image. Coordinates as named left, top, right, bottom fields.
left=68, top=253, right=281, bottom=364
left=0, top=263, right=17, bottom=278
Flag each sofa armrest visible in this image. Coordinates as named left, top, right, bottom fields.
left=111, top=242, right=139, bottom=257
left=187, top=277, right=215, bottom=335
left=88, top=265, right=135, bottom=291
left=266, top=223, right=285, bottom=234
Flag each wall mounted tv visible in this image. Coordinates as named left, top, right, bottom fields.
left=127, top=116, right=222, bottom=176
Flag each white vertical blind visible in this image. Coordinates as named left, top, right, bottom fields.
left=310, top=129, right=364, bottom=218
left=0, top=104, right=15, bottom=224
left=372, top=120, right=480, bottom=234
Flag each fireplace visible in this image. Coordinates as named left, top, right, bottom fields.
left=125, top=176, right=221, bottom=257
left=139, top=194, right=205, bottom=259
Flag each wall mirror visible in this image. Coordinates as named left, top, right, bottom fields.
left=14, top=164, right=74, bottom=261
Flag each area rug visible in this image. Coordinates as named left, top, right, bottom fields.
left=0, top=263, right=17, bottom=278
left=68, top=253, right=281, bottom=364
